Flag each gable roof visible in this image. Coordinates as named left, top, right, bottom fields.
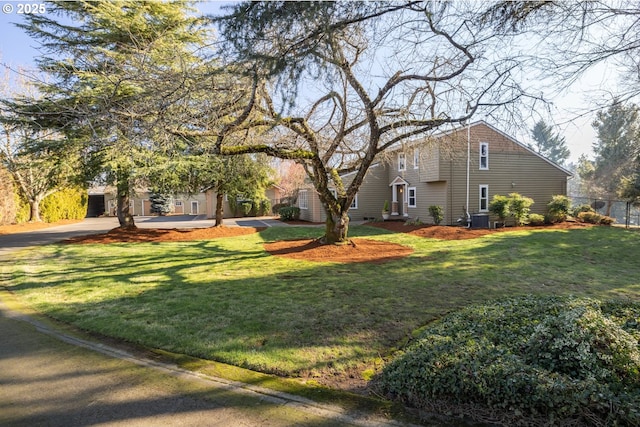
left=392, top=120, right=572, bottom=177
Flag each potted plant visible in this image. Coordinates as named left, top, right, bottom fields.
left=382, top=200, right=390, bottom=220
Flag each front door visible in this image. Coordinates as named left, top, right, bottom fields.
left=396, top=185, right=404, bottom=216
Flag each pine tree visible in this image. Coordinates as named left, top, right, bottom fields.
left=11, top=1, right=207, bottom=228
left=530, top=120, right=570, bottom=165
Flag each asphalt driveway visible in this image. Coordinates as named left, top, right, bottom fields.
left=0, top=218, right=411, bottom=427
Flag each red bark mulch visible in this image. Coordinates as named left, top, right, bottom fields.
left=61, top=220, right=594, bottom=264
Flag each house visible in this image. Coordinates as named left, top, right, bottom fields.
left=89, top=184, right=284, bottom=219
left=297, top=121, right=572, bottom=226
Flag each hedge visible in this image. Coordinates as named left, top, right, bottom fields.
left=375, top=296, right=640, bottom=425
left=40, top=187, right=88, bottom=222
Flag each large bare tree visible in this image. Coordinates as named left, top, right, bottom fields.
left=175, top=1, right=539, bottom=243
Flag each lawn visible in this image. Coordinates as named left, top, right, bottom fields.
left=3, top=224, right=640, bottom=389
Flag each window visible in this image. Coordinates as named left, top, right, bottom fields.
left=331, top=189, right=357, bottom=208
left=299, top=190, right=308, bottom=209
left=413, top=149, right=419, bottom=169
left=398, top=152, right=406, bottom=171
left=174, top=200, right=183, bottom=207
left=479, top=185, right=489, bottom=212
left=350, top=194, right=358, bottom=209
left=408, top=187, right=417, bottom=208
left=479, top=142, right=489, bottom=170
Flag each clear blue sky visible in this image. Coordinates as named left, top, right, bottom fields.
left=0, top=1, right=599, bottom=164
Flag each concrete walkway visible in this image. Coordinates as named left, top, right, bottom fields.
left=0, top=218, right=416, bottom=427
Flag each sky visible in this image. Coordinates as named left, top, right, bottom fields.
left=0, top=1, right=612, bottom=166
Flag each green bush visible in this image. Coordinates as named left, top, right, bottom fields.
left=577, top=211, right=615, bottom=225
left=14, top=195, right=29, bottom=223
left=428, top=205, right=443, bottom=225
left=240, top=201, right=253, bottom=216
left=508, top=192, right=534, bottom=225
left=278, top=206, right=300, bottom=221
left=547, top=195, right=572, bottom=223
left=488, top=195, right=510, bottom=221
left=40, top=187, right=88, bottom=222
left=258, top=199, right=271, bottom=216
left=527, top=213, right=545, bottom=226
left=579, top=211, right=601, bottom=224
left=573, top=204, right=594, bottom=217
left=600, top=215, right=616, bottom=225
left=375, top=296, right=640, bottom=425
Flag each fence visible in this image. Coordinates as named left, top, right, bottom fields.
left=570, top=195, right=640, bottom=227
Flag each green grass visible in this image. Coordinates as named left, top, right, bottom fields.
left=3, top=225, right=640, bottom=381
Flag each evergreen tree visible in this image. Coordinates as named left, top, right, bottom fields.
left=149, top=193, right=173, bottom=216
left=588, top=101, right=640, bottom=214
left=529, top=120, right=570, bottom=165
left=9, top=1, right=207, bottom=228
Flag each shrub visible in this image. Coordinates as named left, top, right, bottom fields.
left=547, top=195, right=571, bottom=223
left=577, top=211, right=615, bottom=225
left=600, top=215, right=616, bottom=225
left=572, top=204, right=594, bottom=217
left=579, top=211, right=601, bottom=224
left=428, top=205, right=443, bottom=225
left=271, top=202, right=290, bottom=214
left=240, top=201, right=253, bottom=216
left=258, top=199, right=271, bottom=216
left=375, top=296, right=640, bottom=426
left=527, top=213, right=545, bottom=226
left=40, top=187, right=88, bottom=222
left=508, top=192, right=534, bottom=225
left=278, top=206, right=300, bottom=221
left=488, top=195, right=510, bottom=221
left=0, top=167, right=17, bottom=225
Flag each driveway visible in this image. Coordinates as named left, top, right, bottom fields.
left=0, top=219, right=414, bottom=427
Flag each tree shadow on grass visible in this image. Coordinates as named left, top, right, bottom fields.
left=3, top=225, right=640, bottom=397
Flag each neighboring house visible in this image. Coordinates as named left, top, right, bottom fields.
left=89, top=185, right=283, bottom=219
left=98, top=189, right=210, bottom=217
left=297, top=121, right=572, bottom=226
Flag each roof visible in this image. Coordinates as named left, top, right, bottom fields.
left=389, top=120, right=573, bottom=177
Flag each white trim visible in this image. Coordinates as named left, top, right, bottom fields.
left=389, top=176, right=410, bottom=186
left=298, top=190, right=308, bottom=209
left=350, top=194, right=358, bottom=209
left=408, top=187, right=417, bottom=208
left=190, top=200, right=199, bottom=215
left=479, top=142, right=489, bottom=170
left=398, top=152, right=406, bottom=171
left=386, top=120, right=572, bottom=177
left=479, top=184, right=489, bottom=212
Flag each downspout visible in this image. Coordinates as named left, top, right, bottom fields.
left=465, top=122, right=471, bottom=228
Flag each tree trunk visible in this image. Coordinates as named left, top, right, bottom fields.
left=116, top=178, right=135, bottom=229
left=323, top=210, right=349, bottom=244
left=215, top=192, right=224, bottom=226
left=28, top=198, right=42, bottom=222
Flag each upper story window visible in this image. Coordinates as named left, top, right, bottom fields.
left=398, top=152, right=406, bottom=171
left=413, top=149, right=419, bottom=169
left=299, top=190, right=308, bottom=209
left=479, top=142, right=489, bottom=170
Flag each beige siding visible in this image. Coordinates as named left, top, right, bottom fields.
left=204, top=190, right=234, bottom=219
left=418, top=143, right=442, bottom=182
left=298, top=188, right=326, bottom=222
left=297, top=121, right=570, bottom=226
left=444, top=123, right=569, bottom=224
left=343, top=164, right=390, bottom=221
